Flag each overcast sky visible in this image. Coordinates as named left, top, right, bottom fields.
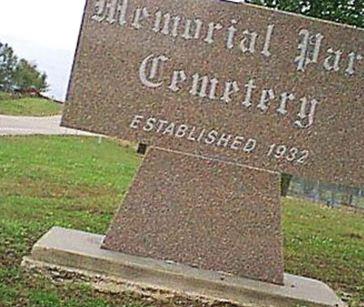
left=0, top=0, right=245, bottom=50
left=0, top=0, right=246, bottom=99
left=0, top=0, right=85, bottom=51
left=0, top=0, right=86, bottom=99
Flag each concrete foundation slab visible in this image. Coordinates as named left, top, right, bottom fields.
left=22, top=227, right=345, bottom=307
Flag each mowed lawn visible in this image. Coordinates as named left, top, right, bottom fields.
left=0, top=94, right=62, bottom=116
left=0, top=136, right=363, bottom=306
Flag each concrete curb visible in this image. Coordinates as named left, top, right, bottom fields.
left=22, top=227, right=345, bottom=307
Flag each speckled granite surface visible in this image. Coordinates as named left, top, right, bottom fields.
left=103, top=147, right=283, bottom=284
left=62, top=0, right=364, bottom=187
left=61, top=0, right=363, bottom=288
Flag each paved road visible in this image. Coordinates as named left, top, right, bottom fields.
left=0, top=115, right=98, bottom=136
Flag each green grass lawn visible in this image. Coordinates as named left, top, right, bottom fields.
left=0, top=136, right=363, bottom=306
left=0, top=95, right=62, bottom=116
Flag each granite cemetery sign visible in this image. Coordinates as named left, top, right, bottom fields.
left=63, top=0, right=364, bottom=187
left=62, top=0, right=363, bottom=286
left=24, top=0, right=361, bottom=305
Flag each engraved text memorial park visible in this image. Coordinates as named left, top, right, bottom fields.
left=23, top=0, right=363, bottom=306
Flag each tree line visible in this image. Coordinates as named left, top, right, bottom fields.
left=0, top=42, right=48, bottom=93
left=246, top=0, right=363, bottom=28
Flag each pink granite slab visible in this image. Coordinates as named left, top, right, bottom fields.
left=103, top=147, right=284, bottom=284
left=62, top=0, right=364, bottom=187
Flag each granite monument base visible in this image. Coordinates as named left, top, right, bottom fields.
left=103, top=147, right=284, bottom=285
left=22, top=227, right=345, bottom=307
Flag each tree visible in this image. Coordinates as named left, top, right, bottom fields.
left=13, top=59, right=48, bottom=92
left=0, top=42, right=18, bottom=91
left=246, top=0, right=363, bottom=28
left=0, top=41, right=48, bottom=93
